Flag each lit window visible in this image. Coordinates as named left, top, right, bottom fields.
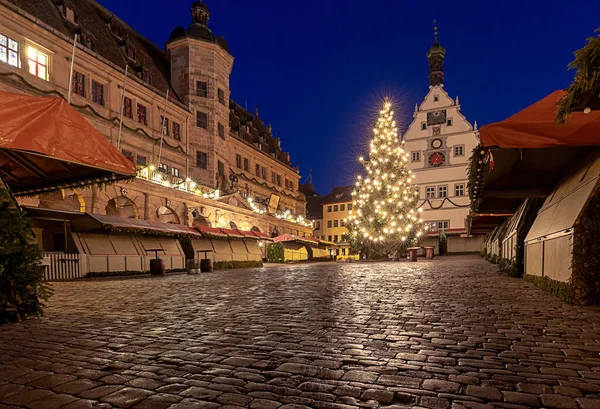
left=172, top=122, right=181, bottom=141
left=172, top=167, right=180, bottom=177
left=411, top=151, right=421, bottom=162
left=72, top=71, right=85, bottom=97
left=438, top=186, right=447, bottom=198
left=0, top=34, right=19, bottom=67
left=196, top=111, right=208, bottom=129
left=27, top=47, right=48, bottom=80
left=91, top=80, right=104, bottom=105
left=455, top=184, right=465, bottom=197
left=454, top=145, right=464, bottom=156
left=158, top=163, right=168, bottom=173
left=426, top=186, right=436, bottom=199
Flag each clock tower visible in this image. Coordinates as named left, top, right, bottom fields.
left=402, top=26, right=482, bottom=253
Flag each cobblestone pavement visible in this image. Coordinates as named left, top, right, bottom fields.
left=1, top=256, right=600, bottom=409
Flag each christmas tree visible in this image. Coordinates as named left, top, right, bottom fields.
left=345, top=98, right=426, bottom=257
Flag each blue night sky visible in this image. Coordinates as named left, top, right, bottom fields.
left=98, top=0, right=599, bottom=195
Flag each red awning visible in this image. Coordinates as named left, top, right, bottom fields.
left=480, top=90, right=600, bottom=149
left=0, top=91, right=136, bottom=194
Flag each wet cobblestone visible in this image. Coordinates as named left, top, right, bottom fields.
left=1, top=256, right=600, bottom=408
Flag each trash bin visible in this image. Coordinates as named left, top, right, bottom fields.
left=200, top=258, right=213, bottom=272
left=149, top=258, right=166, bottom=275
left=187, top=259, right=201, bottom=274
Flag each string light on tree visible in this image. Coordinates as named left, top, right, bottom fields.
left=345, top=98, right=425, bottom=256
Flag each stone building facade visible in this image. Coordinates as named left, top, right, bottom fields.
left=0, top=0, right=311, bottom=245
left=402, top=27, right=483, bottom=252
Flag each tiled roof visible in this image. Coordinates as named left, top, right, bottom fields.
left=321, top=185, right=353, bottom=204
left=305, top=196, right=325, bottom=220
left=7, top=0, right=180, bottom=102
left=229, top=101, right=292, bottom=167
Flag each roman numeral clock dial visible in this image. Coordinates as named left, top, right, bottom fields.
left=429, top=152, right=445, bottom=167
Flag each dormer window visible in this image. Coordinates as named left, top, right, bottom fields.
left=65, top=6, right=77, bottom=23
left=79, top=33, right=93, bottom=50
left=140, top=70, right=151, bottom=85
left=125, top=45, right=136, bottom=61
left=109, top=21, right=123, bottom=38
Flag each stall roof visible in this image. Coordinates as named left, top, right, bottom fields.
left=195, top=225, right=273, bottom=241
left=273, top=233, right=319, bottom=246
left=71, top=213, right=201, bottom=237
left=0, top=91, right=136, bottom=195
left=480, top=90, right=600, bottom=149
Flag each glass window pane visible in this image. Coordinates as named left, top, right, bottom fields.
left=0, top=35, right=6, bottom=46
left=8, top=50, right=17, bottom=67
left=27, top=47, right=36, bottom=60
left=0, top=47, right=6, bottom=63
left=8, top=39, right=17, bottom=51
left=28, top=60, right=36, bottom=75
left=38, top=53, right=46, bottom=65
left=38, top=64, right=46, bottom=79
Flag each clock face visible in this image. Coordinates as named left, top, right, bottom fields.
left=429, top=152, right=445, bottom=167
left=431, top=138, right=443, bottom=149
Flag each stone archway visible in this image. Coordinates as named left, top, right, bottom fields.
left=105, top=196, right=139, bottom=219
left=192, top=215, right=211, bottom=228
left=39, top=190, right=85, bottom=212
left=157, top=206, right=180, bottom=224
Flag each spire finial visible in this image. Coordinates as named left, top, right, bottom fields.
left=433, top=19, right=438, bottom=43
